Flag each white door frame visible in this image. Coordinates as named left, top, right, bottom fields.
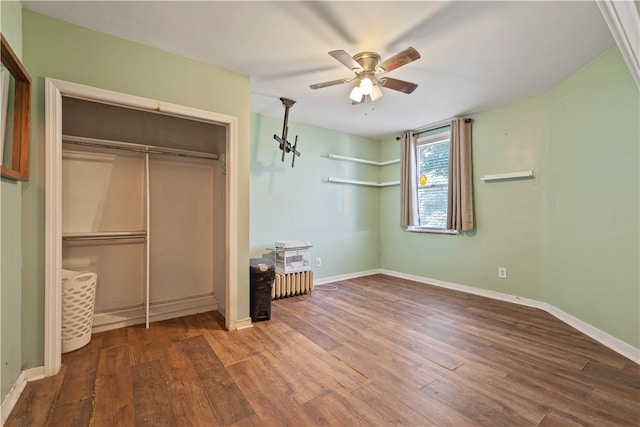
left=44, top=78, right=238, bottom=376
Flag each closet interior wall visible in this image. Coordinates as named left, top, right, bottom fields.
left=61, top=97, right=227, bottom=332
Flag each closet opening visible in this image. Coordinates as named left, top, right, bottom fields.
left=45, top=78, right=239, bottom=376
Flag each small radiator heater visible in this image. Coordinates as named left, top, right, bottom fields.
left=273, top=271, right=314, bottom=299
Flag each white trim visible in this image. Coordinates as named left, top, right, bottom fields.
left=313, top=269, right=382, bottom=286
left=92, top=296, right=218, bottom=333
left=1, top=371, right=27, bottom=425
left=417, top=131, right=449, bottom=145
left=404, top=226, right=459, bottom=235
left=44, top=79, right=63, bottom=377
left=378, top=269, right=640, bottom=364
left=597, top=0, right=640, bottom=89
left=22, top=366, right=45, bottom=382
left=234, top=317, right=253, bottom=330
left=225, top=116, right=239, bottom=331
left=44, top=78, right=239, bottom=377
left=1, top=367, right=44, bottom=425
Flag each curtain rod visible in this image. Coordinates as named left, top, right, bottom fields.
left=395, top=118, right=472, bottom=141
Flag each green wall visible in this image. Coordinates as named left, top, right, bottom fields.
left=1, top=0, right=24, bottom=400
left=380, top=94, right=546, bottom=301
left=250, top=113, right=381, bottom=277
left=20, top=10, right=251, bottom=369
left=543, top=48, right=639, bottom=346
left=380, top=47, right=639, bottom=348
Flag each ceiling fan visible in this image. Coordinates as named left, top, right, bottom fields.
left=310, top=47, right=421, bottom=103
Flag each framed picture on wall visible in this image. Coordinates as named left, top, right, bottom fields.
left=0, top=33, right=31, bottom=181
left=1, top=65, right=10, bottom=165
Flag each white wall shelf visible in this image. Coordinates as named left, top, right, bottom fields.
left=480, top=171, right=533, bottom=181
left=327, top=177, right=400, bottom=187
left=327, top=153, right=399, bottom=187
left=327, top=153, right=399, bottom=166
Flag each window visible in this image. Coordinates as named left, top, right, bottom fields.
left=416, top=132, right=450, bottom=229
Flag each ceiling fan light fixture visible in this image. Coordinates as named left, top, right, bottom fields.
left=359, top=77, right=373, bottom=95
left=310, top=47, right=420, bottom=105
left=349, top=85, right=363, bottom=102
left=370, top=84, right=383, bottom=101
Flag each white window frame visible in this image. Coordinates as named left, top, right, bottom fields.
left=406, top=130, right=459, bottom=235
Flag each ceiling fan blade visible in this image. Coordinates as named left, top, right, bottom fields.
left=380, top=77, right=418, bottom=94
left=309, top=77, right=354, bottom=90
left=378, top=47, right=421, bottom=73
left=329, top=50, right=363, bottom=72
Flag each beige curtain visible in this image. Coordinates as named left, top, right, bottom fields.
left=447, top=119, right=474, bottom=231
left=400, top=131, right=419, bottom=227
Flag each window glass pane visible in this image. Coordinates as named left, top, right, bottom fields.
left=417, top=139, right=450, bottom=228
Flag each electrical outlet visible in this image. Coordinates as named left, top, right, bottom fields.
left=498, top=267, right=507, bottom=279
left=316, top=257, right=322, bottom=267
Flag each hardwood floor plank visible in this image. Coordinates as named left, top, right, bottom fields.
left=46, top=396, right=94, bottom=427
left=349, top=381, right=442, bottom=426
left=52, top=333, right=103, bottom=408
left=199, top=324, right=266, bottom=367
left=273, top=298, right=363, bottom=346
left=98, top=325, right=128, bottom=349
left=127, top=324, right=167, bottom=367
left=582, top=360, right=640, bottom=389
left=537, top=410, right=590, bottom=427
left=271, top=309, right=342, bottom=351
left=422, top=379, right=536, bottom=426
left=161, top=340, right=221, bottom=426
left=301, top=390, right=373, bottom=426
left=256, top=320, right=369, bottom=395
left=180, top=335, right=255, bottom=425
left=331, top=333, right=440, bottom=391
left=470, top=328, right=590, bottom=373
left=226, top=413, right=264, bottom=427
left=92, top=344, right=136, bottom=426
left=373, top=324, right=465, bottom=371
left=503, top=369, right=634, bottom=426
left=131, top=359, right=178, bottom=426
left=225, top=353, right=317, bottom=426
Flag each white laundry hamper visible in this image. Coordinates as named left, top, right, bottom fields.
left=61, top=269, right=98, bottom=353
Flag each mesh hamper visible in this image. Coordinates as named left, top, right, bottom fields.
left=61, top=269, right=98, bottom=353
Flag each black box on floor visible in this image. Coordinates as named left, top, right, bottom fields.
left=249, top=258, right=275, bottom=322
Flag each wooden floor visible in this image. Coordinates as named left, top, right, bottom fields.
left=6, top=274, right=640, bottom=426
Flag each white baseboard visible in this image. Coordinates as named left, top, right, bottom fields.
left=92, top=295, right=218, bottom=333
left=235, top=317, right=253, bottom=330
left=313, top=269, right=382, bottom=286
left=324, top=268, right=639, bottom=364
left=1, top=366, right=45, bottom=426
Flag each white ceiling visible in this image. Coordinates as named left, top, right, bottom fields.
left=22, top=1, right=615, bottom=140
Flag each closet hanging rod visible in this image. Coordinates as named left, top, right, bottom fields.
left=63, top=232, right=147, bottom=241
left=62, top=134, right=220, bottom=161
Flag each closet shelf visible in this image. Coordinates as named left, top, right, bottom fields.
left=62, top=231, right=147, bottom=241
left=63, top=134, right=220, bottom=161
left=328, top=153, right=399, bottom=166
left=327, top=177, right=400, bottom=187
